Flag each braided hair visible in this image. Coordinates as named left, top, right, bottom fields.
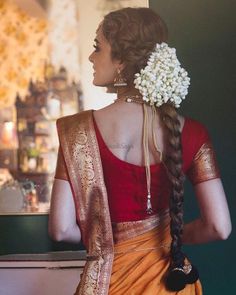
left=160, top=103, right=185, bottom=266
left=102, top=7, right=199, bottom=291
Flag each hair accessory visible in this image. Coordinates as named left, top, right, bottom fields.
left=113, top=94, right=143, bottom=104
left=166, top=267, right=186, bottom=291
left=185, top=264, right=199, bottom=284
left=166, top=262, right=199, bottom=291
left=114, top=69, right=127, bottom=87
left=134, top=42, right=190, bottom=108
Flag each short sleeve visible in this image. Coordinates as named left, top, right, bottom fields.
left=187, top=141, right=220, bottom=185
left=184, top=120, right=220, bottom=185
left=54, top=145, right=69, bottom=181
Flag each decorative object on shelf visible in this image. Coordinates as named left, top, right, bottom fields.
left=0, top=169, right=14, bottom=187
left=15, top=66, right=81, bottom=175
left=0, top=149, right=18, bottom=171
left=0, top=121, right=18, bottom=149
left=0, top=108, right=19, bottom=171
left=14, top=65, right=82, bottom=207
left=21, top=181, right=39, bottom=213
left=0, top=178, right=24, bottom=213
left=0, top=175, right=49, bottom=214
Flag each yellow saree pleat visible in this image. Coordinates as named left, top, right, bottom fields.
left=109, top=219, right=202, bottom=295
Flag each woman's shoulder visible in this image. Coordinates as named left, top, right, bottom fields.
left=183, top=116, right=209, bottom=136
left=56, top=110, right=94, bottom=137
left=56, top=110, right=93, bottom=126
left=169, top=114, right=207, bottom=135
left=182, top=116, right=210, bottom=149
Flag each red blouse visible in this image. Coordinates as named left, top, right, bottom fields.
left=55, top=114, right=220, bottom=223
left=93, top=116, right=210, bottom=223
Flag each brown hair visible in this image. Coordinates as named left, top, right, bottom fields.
left=102, top=7, right=168, bottom=83
left=102, top=7, right=189, bottom=288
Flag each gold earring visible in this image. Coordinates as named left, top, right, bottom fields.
left=114, top=69, right=127, bottom=87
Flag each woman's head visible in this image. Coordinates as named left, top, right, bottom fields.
left=89, top=24, right=121, bottom=87
left=89, top=7, right=168, bottom=88
left=102, top=7, right=168, bottom=84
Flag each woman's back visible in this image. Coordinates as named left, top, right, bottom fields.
left=49, top=7, right=231, bottom=294
left=93, top=102, right=185, bottom=167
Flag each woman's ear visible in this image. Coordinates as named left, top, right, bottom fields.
left=119, top=62, right=125, bottom=71
left=114, top=59, right=125, bottom=72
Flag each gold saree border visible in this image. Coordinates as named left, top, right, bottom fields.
left=112, top=209, right=170, bottom=244
left=188, top=141, right=220, bottom=185
left=57, top=110, right=114, bottom=295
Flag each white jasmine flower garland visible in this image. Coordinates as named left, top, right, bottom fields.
left=134, top=42, right=190, bottom=108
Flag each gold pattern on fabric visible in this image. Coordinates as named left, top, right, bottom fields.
left=188, top=141, right=220, bottom=185
left=54, top=145, right=69, bottom=181
left=56, top=110, right=114, bottom=295
left=112, top=210, right=170, bottom=243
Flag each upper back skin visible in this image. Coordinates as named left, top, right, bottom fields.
left=92, top=102, right=185, bottom=167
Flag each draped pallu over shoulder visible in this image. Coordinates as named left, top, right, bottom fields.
left=56, top=110, right=114, bottom=295
left=56, top=111, right=204, bottom=295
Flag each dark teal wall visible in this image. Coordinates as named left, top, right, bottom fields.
left=0, top=215, right=83, bottom=255
left=149, top=0, right=236, bottom=294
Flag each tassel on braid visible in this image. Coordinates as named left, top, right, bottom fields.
left=159, top=103, right=199, bottom=291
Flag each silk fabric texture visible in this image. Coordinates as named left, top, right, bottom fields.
left=56, top=110, right=219, bottom=294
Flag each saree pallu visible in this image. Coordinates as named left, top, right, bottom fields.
left=109, top=212, right=202, bottom=295
left=56, top=111, right=210, bottom=295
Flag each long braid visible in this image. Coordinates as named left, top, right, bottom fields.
left=159, top=103, right=199, bottom=291
left=159, top=103, right=199, bottom=290
left=159, top=103, right=185, bottom=266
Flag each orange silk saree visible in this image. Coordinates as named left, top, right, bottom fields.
left=56, top=110, right=202, bottom=295
left=110, top=214, right=202, bottom=294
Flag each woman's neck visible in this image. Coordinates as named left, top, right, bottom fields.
left=116, top=86, right=141, bottom=99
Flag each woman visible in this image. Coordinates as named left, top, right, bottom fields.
left=49, top=7, right=231, bottom=295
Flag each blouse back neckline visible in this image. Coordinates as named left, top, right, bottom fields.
left=91, top=110, right=187, bottom=171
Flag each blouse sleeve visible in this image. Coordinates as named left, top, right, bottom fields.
left=185, top=121, right=220, bottom=185
left=187, top=141, right=220, bottom=185
left=54, top=145, right=69, bottom=181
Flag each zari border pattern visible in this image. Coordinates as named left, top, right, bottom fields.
left=188, top=141, right=220, bottom=185
left=57, top=110, right=114, bottom=295
left=112, top=209, right=170, bottom=244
